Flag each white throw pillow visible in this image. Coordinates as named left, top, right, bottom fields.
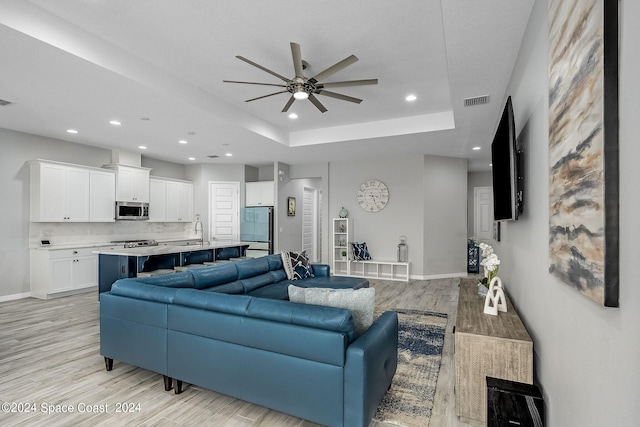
left=288, top=285, right=375, bottom=336
left=281, top=251, right=294, bottom=280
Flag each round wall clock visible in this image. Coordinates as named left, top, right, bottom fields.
left=357, top=179, right=389, bottom=212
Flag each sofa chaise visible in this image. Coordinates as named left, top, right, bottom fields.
left=100, top=254, right=398, bottom=427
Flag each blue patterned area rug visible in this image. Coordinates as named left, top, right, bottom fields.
left=374, top=309, right=448, bottom=427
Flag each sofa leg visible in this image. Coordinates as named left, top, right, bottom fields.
left=163, top=376, right=173, bottom=391
left=104, top=357, right=113, bottom=371
left=174, top=380, right=183, bottom=394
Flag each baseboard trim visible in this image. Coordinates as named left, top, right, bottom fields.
left=410, top=272, right=468, bottom=281
left=0, top=292, right=31, bottom=303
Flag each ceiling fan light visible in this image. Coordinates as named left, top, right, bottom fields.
left=293, top=90, right=309, bottom=100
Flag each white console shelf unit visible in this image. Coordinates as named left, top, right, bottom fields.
left=349, top=260, right=410, bottom=282
left=332, top=218, right=352, bottom=276
left=332, top=217, right=410, bottom=282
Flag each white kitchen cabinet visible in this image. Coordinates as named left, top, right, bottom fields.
left=30, top=160, right=90, bottom=222
left=30, top=160, right=116, bottom=223
left=30, top=247, right=98, bottom=298
left=166, top=180, right=193, bottom=222
left=89, top=169, right=116, bottom=222
left=246, top=181, right=274, bottom=206
left=149, top=178, right=167, bottom=221
left=103, top=164, right=151, bottom=202
left=149, top=177, right=193, bottom=222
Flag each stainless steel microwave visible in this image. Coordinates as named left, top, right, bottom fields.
left=115, top=201, right=149, bottom=220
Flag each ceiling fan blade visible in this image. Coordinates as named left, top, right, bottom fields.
left=236, top=55, right=290, bottom=82
left=223, top=80, right=287, bottom=88
left=290, top=42, right=304, bottom=79
left=311, top=55, right=358, bottom=82
left=308, top=94, right=328, bottom=113
left=281, top=96, right=295, bottom=113
left=317, top=90, right=362, bottom=104
left=320, top=79, right=378, bottom=88
left=245, top=90, right=289, bottom=102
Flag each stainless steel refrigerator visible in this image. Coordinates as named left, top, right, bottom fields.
left=240, top=206, right=274, bottom=257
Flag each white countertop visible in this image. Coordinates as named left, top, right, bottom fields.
left=92, top=241, right=250, bottom=257
left=30, top=238, right=203, bottom=251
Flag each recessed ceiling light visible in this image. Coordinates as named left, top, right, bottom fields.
left=472, top=146, right=481, bottom=151
left=490, top=163, right=493, bottom=167
left=138, top=145, right=147, bottom=150
left=179, top=140, right=188, bottom=144
left=188, top=157, right=196, bottom=161
left=109, top=120, right=121, bottom=126
left=225, top=153, right=233, bottom=157
left=66, top=129, right=78, bottom=134
left=405, top=94, right=417, bottom=102
left=288, top=113, right=298, bottom=119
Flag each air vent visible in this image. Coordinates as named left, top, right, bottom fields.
left=464, top=95, right=490, bottom=107
left=0, top=99, right=13, bottom=106
left=207, top=155, right=219, bottom=159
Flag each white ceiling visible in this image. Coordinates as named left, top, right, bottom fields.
left=0, top=0, right=534, bottom=171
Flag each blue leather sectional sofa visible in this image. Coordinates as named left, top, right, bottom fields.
left=100, top=254, right=398, bottom=427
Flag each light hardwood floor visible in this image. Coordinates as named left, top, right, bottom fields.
left=0, top=279, right=473, bottom=427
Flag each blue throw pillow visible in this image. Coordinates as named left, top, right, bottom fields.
left=350, top=242, right=372, bottom=261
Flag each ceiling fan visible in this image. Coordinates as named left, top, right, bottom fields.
left=223, top=42, right=378, bottom=113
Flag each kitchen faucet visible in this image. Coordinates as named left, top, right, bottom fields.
left=194, top=215, right=203, bottom=246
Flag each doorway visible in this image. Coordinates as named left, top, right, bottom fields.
left=474, top=186, right=494, bottom=243
left=209, top=181, right=240, bottom=242
left=302, top=187, right=319, bottom=262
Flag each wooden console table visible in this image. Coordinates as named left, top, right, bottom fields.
left=455, top=279, right=533, bottom=425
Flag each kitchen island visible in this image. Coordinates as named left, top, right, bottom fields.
left=94, top=241, right=249, bottom=294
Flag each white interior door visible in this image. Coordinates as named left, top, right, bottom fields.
left=209, top=182, right=239, bottom=242
left=474, top=186, right=494, bottom=242
left=302, top=187, right=319, bottom=262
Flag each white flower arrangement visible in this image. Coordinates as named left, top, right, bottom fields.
left=477, top=243, right=500, bottom=288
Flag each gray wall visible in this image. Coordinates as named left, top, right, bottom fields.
left=185, top=163, right=246, bottom=241
left=329, top=154, right=468, bottom=279
left=423, top=155, right=468, bottom=276
left=496, top=0, right=640, bottom=424
left=0, top=129, right=113, bottom=297
left=329, top=155, right=424, bottom=275
left=142, top=157, right=188, bottom=180
left=278, top=177, right=322, bottom=257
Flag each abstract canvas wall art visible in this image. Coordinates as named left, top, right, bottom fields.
left=547, top=0, right=619, bottom=307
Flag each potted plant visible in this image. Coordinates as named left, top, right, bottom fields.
left=477, top=243, right=500, bottom=297
left=341, top=250, right=347, bottom=260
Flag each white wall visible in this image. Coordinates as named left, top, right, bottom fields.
left=497, top=0, right=640, bottom=424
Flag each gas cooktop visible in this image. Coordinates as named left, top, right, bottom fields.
left=110, top=239, right=159, bottom=248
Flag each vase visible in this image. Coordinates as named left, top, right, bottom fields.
left=478, top=284, right=488, bottom=298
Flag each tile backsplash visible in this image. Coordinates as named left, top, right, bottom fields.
left=29, top=221, right=197, bottom=248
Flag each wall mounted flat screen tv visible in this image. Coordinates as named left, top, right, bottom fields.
left=491, top=96, right=523, bottom=221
